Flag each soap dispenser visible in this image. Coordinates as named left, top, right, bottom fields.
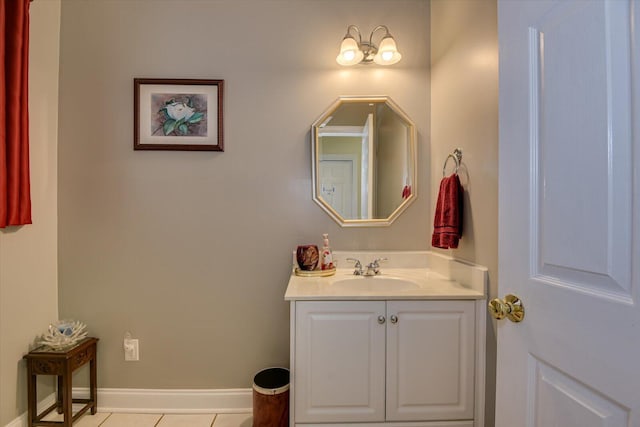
left=320, top=233, right=334, bottom=270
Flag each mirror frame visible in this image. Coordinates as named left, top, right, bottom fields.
left=311, top=96, right=417, bottom=227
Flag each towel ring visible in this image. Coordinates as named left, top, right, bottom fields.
left=442, top=148, right=463, bottom=177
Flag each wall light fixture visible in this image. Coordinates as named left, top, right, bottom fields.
left=336, top=25, right=402, bottom=66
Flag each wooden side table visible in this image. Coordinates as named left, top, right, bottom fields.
left=23, top=337, right=98, bottom=427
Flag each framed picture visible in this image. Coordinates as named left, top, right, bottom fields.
left=134, top=78, right=224, bottom=151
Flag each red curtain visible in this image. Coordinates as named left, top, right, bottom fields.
left=0, top=0, right=32, bottom=228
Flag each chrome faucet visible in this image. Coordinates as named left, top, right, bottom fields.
left=346, top=258, right=364, bottom=275
left=364, top=258, right=387, bottom=276
left=347, top=257, right=387, bottom=276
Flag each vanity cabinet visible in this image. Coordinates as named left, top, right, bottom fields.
left=291, top=300, right=477, bottom=426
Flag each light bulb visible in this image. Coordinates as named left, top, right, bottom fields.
left=373, top=35, right=402, bottom=65
left=343, top=50, right=356, bottom=61
left=336, top=35, right=364, bottom=66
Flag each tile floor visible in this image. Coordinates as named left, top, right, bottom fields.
left=42, top=410, right=252, bottom=426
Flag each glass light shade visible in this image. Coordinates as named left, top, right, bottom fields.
left=336, top=36, right=364, bottom=66
left=373, top=35, right=402, bottom=65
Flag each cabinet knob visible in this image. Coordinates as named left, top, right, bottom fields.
left=377, top=315, right=386, bottom=324
left=390, top=315, right=398, bottom=324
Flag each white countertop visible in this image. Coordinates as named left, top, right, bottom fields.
left=284, top=267, right=485, bottom=301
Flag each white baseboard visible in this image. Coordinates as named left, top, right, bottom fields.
left=4, top=388, right=252, bottom=426
left=5, top=393, right=56, bottom=427
left=73, top=387, right=253, bottom=414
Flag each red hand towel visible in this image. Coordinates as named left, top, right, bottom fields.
left=432, top=174, right=463, bottom=249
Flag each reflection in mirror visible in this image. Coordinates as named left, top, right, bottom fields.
left=311, top=97, right=417, bottom=227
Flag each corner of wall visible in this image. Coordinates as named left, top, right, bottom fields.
left=0, top=1, right=61, bottom=424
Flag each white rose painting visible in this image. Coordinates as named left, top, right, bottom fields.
left=134, top=78, right=224, bottom=151
left=151, top=93, right=207, bottom=137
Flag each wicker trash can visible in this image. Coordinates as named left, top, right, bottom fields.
left=252, top=367, right=289, bottom=427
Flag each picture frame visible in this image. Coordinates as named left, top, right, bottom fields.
left=134, top=78, right=224, bottom=151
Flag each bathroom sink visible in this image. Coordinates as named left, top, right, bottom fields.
left=331, top=276, right=420, bottom=292
left=285, top=252, right=488, bottom=301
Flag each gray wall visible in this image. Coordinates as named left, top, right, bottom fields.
left=58, top=0, right=430, bottom=389
left=430, top=1, right=498, bottom=425
left=0, top=1, right=60, bottom=424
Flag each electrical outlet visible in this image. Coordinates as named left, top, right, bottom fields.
left=124, top=338, right=139, bottom=361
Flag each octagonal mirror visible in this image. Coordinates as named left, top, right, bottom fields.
left=311, top=96, right=417, bottom=227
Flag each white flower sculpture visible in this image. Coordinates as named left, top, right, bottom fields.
left=38, top=320, right=88, bottom=350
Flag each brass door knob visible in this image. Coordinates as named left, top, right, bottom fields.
left=488, top=294, right=525, bottom=323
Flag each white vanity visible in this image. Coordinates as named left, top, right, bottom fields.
left=285, top=251, right=487, bottom=427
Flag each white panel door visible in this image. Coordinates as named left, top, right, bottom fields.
left=497, top=1, right=639, bottom=426
left=386, top=300, right=475, bottom=422
left=319, top=158, right=357, bottom=219
left=294, top=301, right=386, bottom=423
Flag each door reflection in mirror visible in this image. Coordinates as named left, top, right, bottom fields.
left=312, top=97, right=416, bottom=227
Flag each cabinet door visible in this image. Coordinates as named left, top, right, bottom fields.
left=386, top=300, right=475, bottom=421
left=294, top=301, right=386, bottom=423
